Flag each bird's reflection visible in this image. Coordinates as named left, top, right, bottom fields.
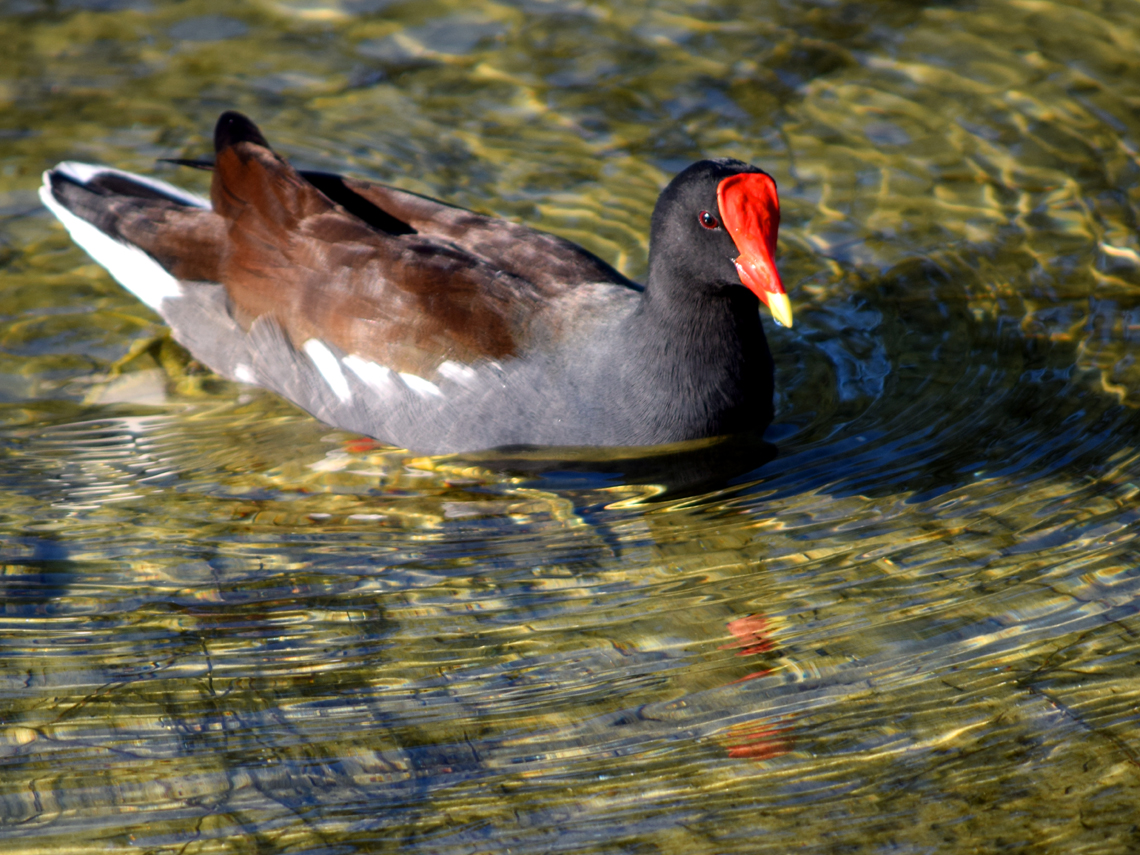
left=716, top=613, right=796, bottom=761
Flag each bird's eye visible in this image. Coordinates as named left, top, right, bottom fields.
left=699, top=210, right=720, bottom=229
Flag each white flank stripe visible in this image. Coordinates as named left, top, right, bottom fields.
left=234, top=364, right=256, bottom=384
left=437, top=360, right=479, bottom=388
left=54, top=162, right=210, bottom=209
left=303, top=340, right=352, bottom=402
left=399, top=372, right=443, bottom=398
left=40, top=175, right=184, bottom=311
left=343, top=355, right=398, bottom=393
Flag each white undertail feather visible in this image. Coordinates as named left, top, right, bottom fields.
left=39, top=163, right=209, bottom=311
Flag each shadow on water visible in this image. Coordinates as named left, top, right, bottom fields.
left=0, top=535, right=74, bottom=616
left=459, top=434, right=779, bottom=501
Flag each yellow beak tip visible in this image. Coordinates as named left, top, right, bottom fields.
left=767, top=292, right=793, bottom=329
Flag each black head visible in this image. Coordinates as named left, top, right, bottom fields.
left=647, top=158, right=790, bottom=326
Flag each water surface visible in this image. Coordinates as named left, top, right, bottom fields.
left=2, top=0, right=1140, bottom=851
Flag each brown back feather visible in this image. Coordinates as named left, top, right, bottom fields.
left=210, top=141, right=533, bottom=373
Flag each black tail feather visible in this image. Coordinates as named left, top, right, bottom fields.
left=48, top=170, right=198, bottom=240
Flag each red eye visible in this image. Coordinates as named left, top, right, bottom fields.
left=699, top=210, right=720, bottom=229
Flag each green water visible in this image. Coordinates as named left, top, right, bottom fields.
left=2, top=0, right=1140, bottom=851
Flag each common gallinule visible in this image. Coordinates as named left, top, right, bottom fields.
left=40, top=112, right=791, bottom=454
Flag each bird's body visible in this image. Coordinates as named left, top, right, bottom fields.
left=40, top=112, right=789, bottom=454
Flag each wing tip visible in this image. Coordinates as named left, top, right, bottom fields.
left=215, top=111, right=270, bottom=153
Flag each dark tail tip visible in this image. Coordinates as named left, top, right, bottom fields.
left=160, top=157, right=215, bottom=170
left=214, top=111, right=270, bottom=153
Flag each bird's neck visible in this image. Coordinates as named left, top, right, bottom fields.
left=633, top=278, right=764, bottom=360
left=605, top=282, right=775, bottom=441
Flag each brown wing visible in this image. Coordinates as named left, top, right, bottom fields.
left=204, top=111, right=637, bottom=375
left=207, top=137, right=545, bottom=374
left=315, top=174, right=635, bottom=294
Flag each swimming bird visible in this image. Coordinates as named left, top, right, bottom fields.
left=40, top=111, right=790, bottom=454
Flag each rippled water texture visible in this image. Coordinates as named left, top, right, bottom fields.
left=2, top=0, right=1140, bottom=851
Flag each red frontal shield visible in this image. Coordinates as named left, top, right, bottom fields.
left=717, top=172, right=791, bottom=327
